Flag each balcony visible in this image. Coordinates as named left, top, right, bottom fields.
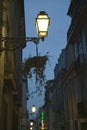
left=4, top=66, right=17, bottom=90
left=78, top=102, right=87, bottom=118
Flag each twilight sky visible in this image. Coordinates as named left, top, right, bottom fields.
left=23, top=0, right=71, bottom=113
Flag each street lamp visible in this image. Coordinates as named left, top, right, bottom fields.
left=29, top=105, right=36, bottom=118
left=36, top=11, right=50, bottom=41
left=29, top=120, right=34, bottom=130
left=30, top=120, right=34, bottom=126
left=31, top=105, right=36, bottom=113
left=30, top=127, right=33, bottom=130
left=0, top=11, right=50, bottom=53
left=28, top=105, right=36, bottom=130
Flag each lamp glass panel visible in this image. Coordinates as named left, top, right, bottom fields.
left=35, top=11, right=50, bottom=38
left=37, top=19, right=49, bottom=32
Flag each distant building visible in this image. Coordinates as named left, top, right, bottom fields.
left=35, top=106, right=45, bottom=130
left=22, top=75, right=29, bottom=130
left=44, top=80, right=54, bottom=130
left=53, top=49, right=66, bottom=130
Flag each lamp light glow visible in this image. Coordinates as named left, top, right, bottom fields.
left=30, top=127, right=33, bottom=130
left=35, top=11, right=50, bottom=41
left=31, top=105, right=36, bottom=113
left=30, top=121, right=33, bottom=126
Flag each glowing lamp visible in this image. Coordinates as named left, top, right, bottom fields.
left=35, top=11, right=50, bottom=41
left=31, top=105, right=36, bottom=113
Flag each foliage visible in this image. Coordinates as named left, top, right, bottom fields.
left=23, top=55, right=48, bottom=87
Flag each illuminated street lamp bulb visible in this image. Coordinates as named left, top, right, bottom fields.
left=30, top=122, right=33, bottom=126
left=35, top=11, right=50, bottom=41
left=30, top=127, right=33, bottom=130
left=31, top=105, right=36, bottom=113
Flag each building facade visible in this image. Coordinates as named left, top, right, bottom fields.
left=0, top=0, right=26, bottom=130
left=53, top=49, right=66, bottom=130
left=52, top=1, right=87, bottom=130
left=64, top=0, right=87, bottom=130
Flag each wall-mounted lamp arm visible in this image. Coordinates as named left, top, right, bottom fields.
left=1, top=36, right=41, bottom=44
left=0, top=36, right=42, bottom=53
